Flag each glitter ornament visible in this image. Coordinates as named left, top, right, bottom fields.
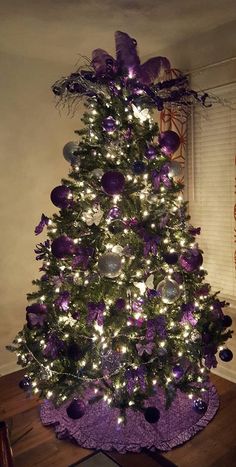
left=145, top=145, right=158, bottom=160
left=63, top=141, right=80, bottom=164
left=158, top=130, right=180, bottom=155
left=98, top=252, right=122, bottom=278
left=156, top=278, right=180, bottom=304
left=179, top=249, right=203, bottom=273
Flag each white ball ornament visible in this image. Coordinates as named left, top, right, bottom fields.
left=98, top=253, right=122, bottom=278
left=156, top=278, right=180, bottom=304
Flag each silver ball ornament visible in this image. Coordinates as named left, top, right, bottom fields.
left=98, top=252, right=122, bottom=278
left=168, top=160, right=183, bottom=179
left=63, top=141, right=80, bottom=164
left=157, top=278, right=180, bottom=304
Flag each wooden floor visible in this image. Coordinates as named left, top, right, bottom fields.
left=0, top=370, right=236, bottom=467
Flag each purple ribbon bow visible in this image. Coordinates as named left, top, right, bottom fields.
left=54, top=291, right=70, bottom=311
left=87, top=301, right=105, bottom=326
left=34, top=213, right=49, bottom=235
left=43, top=333, right=65, bottom=359
left=125, top=366, right=146, bottom=394
left=26, top=303, right=47, bottom=328
left=72, top=246, right=94, bottom=270
left=146, top=316, right=167, bottom=341
left=181, top=303, right=197, bottom=326
left=34, top=240, right=50, bottom=260
left=143, top=233, right=161, bottom=257
left=91, top=31, right=170, bottom=84
left=152, top=164, right=172, bottom=191
left=136, top=342, right=154, bottom=356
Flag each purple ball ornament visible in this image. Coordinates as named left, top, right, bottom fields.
left=145, top=145, right=158, bottom=160
left=102, top=116, right=117, bottom=133
left=51, top=235, right=75, bottom=259
left=219, top=348, right=233, bottom=362
left=66, top=398, right=86, bottom=420
left=179, top=249, right=203, bottom=273
left=67, top=342, right=83, bottom=361
left=144, top=406, right=160, bottom=424
left=163, top=252, right=179, bottom=265
left=50, top=185, right=72, bottom=209
left=193, top=399, right=207, bottom=414
left=222, top=315, right=232, bottom=328
left=101, top=171, right=125, bottom=195
left=108, top=206, right=122, bottom=219
left=19, top=376, right=31, bottom=391
left=158, top=130, right=180, bottom=155
left=172, top=364, right=184, bottom=380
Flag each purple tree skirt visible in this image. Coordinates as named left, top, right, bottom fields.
left=40, top=383, right=219, bottom=453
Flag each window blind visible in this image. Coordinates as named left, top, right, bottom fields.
left=187, top=83, right=236, bottom=300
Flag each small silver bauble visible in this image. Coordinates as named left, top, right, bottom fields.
left=168, top=160, right=183, bottom=179
left=98, top=252, right=122, bottom=278
left=63, top=141, right=80, bottom=164
left=157, top=278, right=180, bottom=304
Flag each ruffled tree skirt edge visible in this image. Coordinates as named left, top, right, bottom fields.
left=40, top=382, right=219, bottom=453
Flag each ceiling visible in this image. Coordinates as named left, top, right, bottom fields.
left=1, top=0, right=236, bottom=72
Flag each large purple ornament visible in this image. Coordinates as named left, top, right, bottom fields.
left=102, top=116, right=117, bottom=133
left=145, top=145, right=158, bottom=160
left=179, top=249, right=203, bottom=273
left=66, top=398, right=86, bottom=419
left=219, top=348, right=233, bottom=362
left=172, top=364, right=184, bottom=379
left=193, top=399, right=207, bottom=414
left=50, top=185, right=72, bottom=209
left=101, top=171, right=125, bottom=195
left=51, top=235, right=75, bottom=259
left=158, top=131, right=180, bottom=155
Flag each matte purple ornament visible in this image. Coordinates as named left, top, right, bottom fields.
left=67, top=343, right=83, bottom=361
left=66, top=398, right=86, bottom=420
left=193, top=399, right=207, bottom=414
left=219, top=348, right=233, bottom=362
left=50, top=185, right=72, bottom=209
left=222, top=315, right=232, bottom=328
left=144, top=406, right=160, bottom=424
left=172, top=364, right=184, bottom=379
left=179, top=249, right=203, bottom=273
left=51, top=235, right=75, bottom=259
left=145, top=145, right=158, bottom=160
left=132, top=161, right=146, bottom=174
left=158, top=130, right=180, bottom=155
left=101, top=171, right=125, bottom=195
left=102, top=116, right=117, bottom=133
left=163, top=252, right=178, bottom=265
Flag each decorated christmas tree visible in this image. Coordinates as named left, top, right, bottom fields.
left=9, top=31, right=233, bottom=427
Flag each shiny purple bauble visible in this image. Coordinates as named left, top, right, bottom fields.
left=66, top=398, right=86, bottom=420
left=101, top=171, right=125, bottom=195
left=102, top=116, right=117, bottom=133
left=144, top=406, right=160, bottom=424
left=163, top=252, right=179, bottom=265
left=50, top=185, right=72, bottom=209
left=193, top=399, right=207, bottom=414
left=222, top=315, right=232, bottom=328
left=19, top=376, right=31, bottom=391
left=51, top=235, right=75, bottom=259
left=132, top=161, right=146, bottom=174
left=179, top=249, right=203, bottom=273
left=108, top=206, right=122, bottom=219
left=219, top=348, right=233, bottom=362
left=172, top=364, right=184, bottom=379
left=158, top=130, right=180, bottom=155
left=145, top=145, right=158, bottom=160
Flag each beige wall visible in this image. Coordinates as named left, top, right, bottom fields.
left=1, top=1, right=236, bottom=377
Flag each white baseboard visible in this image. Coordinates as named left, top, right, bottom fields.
left=0, top=362, right=19, bottom=376
left=211, top=366, right=236, bottom=384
